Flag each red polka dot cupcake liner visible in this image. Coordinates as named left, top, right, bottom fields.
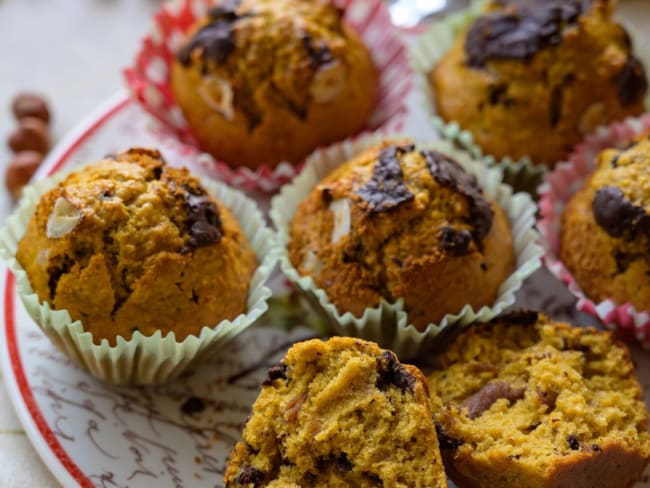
left=538, top=114, right=650, bottom=348
left=124, top=0, right=412, bottom=193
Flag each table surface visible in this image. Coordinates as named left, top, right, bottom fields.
left=0, top=0, right=649, bottom=486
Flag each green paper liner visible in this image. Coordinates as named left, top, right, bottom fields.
left=0, top=171, right=275, bottom=386
left=410, top=1, right=650, bottom=196
left=270, top=132, right=543, bottom=358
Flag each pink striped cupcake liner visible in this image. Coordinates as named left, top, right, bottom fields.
left=124, top=0, right=412, bottom=193
left=538, top=114, right=650, bottom=348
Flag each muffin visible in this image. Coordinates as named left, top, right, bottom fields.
left=560, top=137, right=650, bottom=311
left=224, top=337, right=447, bottom=487
left=428, top=310, right=650, bottom=488
left=287, top=141, right=515, bottom=330
left=16, top=147, right=258, bottom=346
left=171, top=0, right=377, bottom=169
left=430, top=0, right=648, bottom=167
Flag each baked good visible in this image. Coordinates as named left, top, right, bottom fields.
left=430, top=0, right=648, bottom=167
left=428, top=310, right=650, bottom=488
left=287, top=141, right=515, bottom=330
left=16, top=147, right=257, bottom=345
left=224, top=336, right=447, bottom=487
left=561, top=137, right=650, bottom=310
left=171, top=0, right=377, bottom=169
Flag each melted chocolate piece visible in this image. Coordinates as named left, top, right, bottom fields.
left=440, top=227, right=472, bottom=256
left=376, top=351, right=416, bottom=393
left=235, top=465, right=265, bottom=485
left=592, top=185, right=650, bottom=239
left=180, top=396, right=205, bottom=415
left=47, top=255, right=74, bottom=300
left=301, top=33, right=334, bottom=68
left=617, top=56, right=648, bottom=106
left=435, top=423, right=463, bottom=450
left=422, top=150, right=494, bottom=245
left=461, top=381, right=525, bottom=419
left=491, top=309, right=539, bottom=326
left=184, top=192, right=223, bottom=250
left=262, top=364, right=288, bottom=386
left=177, top=2, right=244, bottom=67
left=355, top=145, right=415, bottom=213
left=465, top=0, right=585, bottom=68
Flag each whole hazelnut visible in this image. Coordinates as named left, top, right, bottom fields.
left=8, top=117, right=50, bottom=154
left=12, top=93, right=50, bottom=124
left=6, top=151, right=44, bottom=199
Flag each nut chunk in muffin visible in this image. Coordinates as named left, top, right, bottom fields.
left=171, top=0, right=377, bottom=169
left=431, top=0, right=647, bottom=166
left=428, top=311, right=650, bottom=488
left=224, top=337, right=447, bottom=487
left=561, top=137, right=650, bottom=311
left=16, top=148, right=258, bottom=345
left=288, top=141, right=515, bottom=329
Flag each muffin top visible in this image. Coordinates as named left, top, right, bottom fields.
left=17, top=148, right=257, bottom=344
left=288, top=141, right=514, bottom=326
left=590, top=138, right=650, bottom=241
left=176, top=0, right=365, bottom=128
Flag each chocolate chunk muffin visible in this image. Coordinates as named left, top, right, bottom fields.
left=561, top=137, right=650, bottom=310
left=287, top=141, right=515, bottom=330
left=171, top=0, right=377, bottom=169
left=431, top=0, right=647, bottom=167
left=16, top=148, right=258, bottom=345
left=224, top=337, right=447, bottom=487
left=428, top=311, right=650, bottom=488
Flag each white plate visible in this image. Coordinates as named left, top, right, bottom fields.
left=2, top=91, right=650, bottom=487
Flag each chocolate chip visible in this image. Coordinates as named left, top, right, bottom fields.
left=465, top=1, right=585, bottom=68
left=491, top=310, right=539, bottom=326
left=376, top=351, right=416, bottom=394
left=301, top=33, right=334, bottom=68
left=183, top=192, right=223, bottom=251
left=617, top=56, right=648, bottom=107
left=12, top=93, right=50, bottom=124
left=5, top=150, right=44, bottom=198
left=355, top=145, right=415, bottom=213
left=591, top=444, right=603, bottom=453
left=435, top=423, right=463, bottom=450
left=592, top=185, right=650, bottom=239
left=611, top=152, right=621, bottom=168
left=262, top=364, right=287, bottom=386
left=177, top=7, right=241, bottom=67
left=480, top=262, right=488, bottom=271
left=614, top=250, right=634, bottom=274
left=180, top=396, right=205, bottom=415
left=235, top=465, right=265, bottom=485
left=567, top=435, right=580, bottom=450
left=550, top=85, right=563, bottom=127
left=422, top=150, right=494, bottom=244
left=440, top=227, right=472, bottom=256
left=321, top=187, right=333, bottom=204
left=8, top=117, right=50, bottom=154
left=461, top=381, right=526, bottom=419
left=488, top=83, right=509, bottom=105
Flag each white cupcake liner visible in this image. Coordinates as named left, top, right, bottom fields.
left=0, top=170, right=275, bottom=386
left=270, top=132, right=542, bottom=358
left=538, top=114, right=650, bottom=348
left=410, top=1, right=650, bottom=192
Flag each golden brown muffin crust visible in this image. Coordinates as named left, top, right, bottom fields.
left=288, top=141, right=515, bottom=329
left=561, top=138, right=650, bottom=310
left=431, top=0, right=647, bottom=166
left=428, top=311, right=650, bottom=488
left=224, top=337, right=447, bottom=487
left=17, top=148, right=258, bottom=345
left=171, top=0, right=377, bottom=168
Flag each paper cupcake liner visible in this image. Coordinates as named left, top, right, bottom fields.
left=538, top=114, right=650, bottom=349
left=410, top=1, right=650, bottom=194
left=124, top=0, right=412, bottom=193
left=0, top=170, right=276, bottom=386
left=270, top=132, right=543, bottom=358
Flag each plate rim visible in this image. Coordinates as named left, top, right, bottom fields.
left=1, top=90, right=134, bottom=488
